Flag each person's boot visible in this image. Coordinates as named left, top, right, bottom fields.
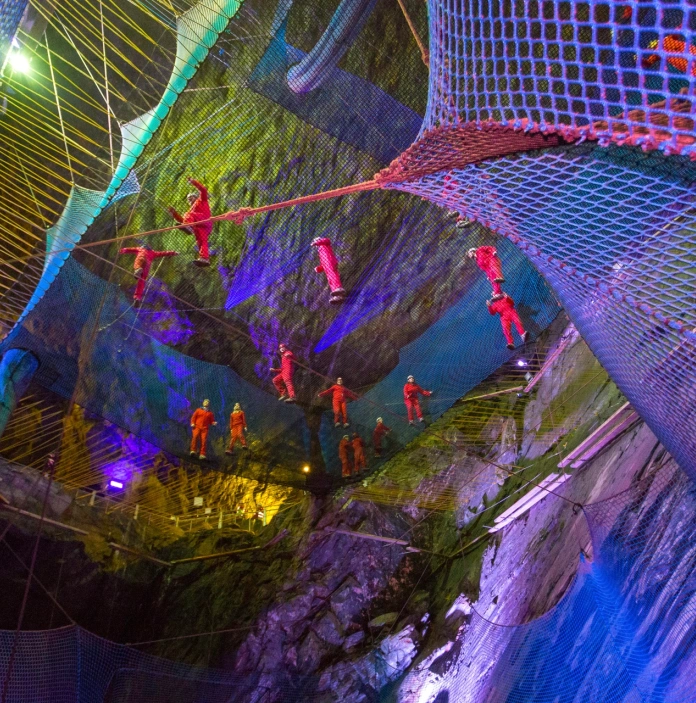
left=225, top=449, right=233, bottom=455
left=419, top=417, right=425, bottom=423
left=199, top=454, right=207, bottom=460
left=278, top=394, right=287, bottom=401
left=285, top=396, right=296, bottom=403
left=409, top=421, right=415, bottom=426
left=335, top=422, right=341, bottom=428
left=507, top=343, right=515, bottom=350
left=194, top=257, right=210, bottom=267
left=190, top=450, right=197, bottom=457
left=343, top=422, right=349, bottom=428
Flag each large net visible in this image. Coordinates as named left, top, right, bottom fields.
left=378, top=0, right=696, bottom=481
left=0, top=0, right=562, bottom=486
left=1, top=456, right=694, bottom=701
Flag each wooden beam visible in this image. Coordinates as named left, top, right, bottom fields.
left=462, top=386, right=523, bottom=403
left=108, top=542, right=171, bottom=567
left=330, top=528, right=422, bottom=552
left=558, top=402, right=638, bottom=469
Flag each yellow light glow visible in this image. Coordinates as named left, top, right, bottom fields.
left=8, top=51, right=30, bottom=74
left=302, top=465, right=310, bottom=473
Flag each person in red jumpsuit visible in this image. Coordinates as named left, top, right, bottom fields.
left=190, top=399, right=217, bottom=459
left=270, top=343, right=297, bottom=403
left=352, top=432, right=366, bottom=474
left=318, top=377, right=358, bottom=427
left=373, top=417, right=391, bottom=457
left=119, top=244, right=178, bottom=304
left=487, top=292, right=529, bottom=350
left=403, top=375, right=432, bottom=425
left=468, top=246, right=505, bottom=295
left=225, top=402, right=248, bottom=453
left=311, top=237, right=346, bottom=304
left=168, top=178, right=213, bottom=267
left=338, top=435, right=352, bottom=477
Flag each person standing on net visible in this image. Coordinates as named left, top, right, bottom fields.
left=352, top=432, right=366, bottom=473
left=168, top=178, right=213, bottom=267
left=271, top=343, right=297, bottom=403
left=373, top=417, right=391, bottom=457
left=119, top=243, right=178, bottom=304
left=318, top=377, right=358, bottom=427
left=339, top=435, right=352, bottom=477
left=226, top=402, right=248, bottom=454
left=487, top=292, right=529, bottom=350
left=467, top=246, right=505, bottom=295
left=190, top=399, right=217, bottom=460
left=403, top=375, right=432, bottom=426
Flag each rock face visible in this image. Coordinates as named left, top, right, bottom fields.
left=1, top=321, right=693, bottom=702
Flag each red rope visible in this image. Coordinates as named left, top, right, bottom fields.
left=220, top=179, right=380, bottom=224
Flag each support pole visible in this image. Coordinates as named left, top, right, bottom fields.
left=0, top=349, right=39, bottom=439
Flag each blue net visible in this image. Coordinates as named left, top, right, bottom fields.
left=380, top=0, right=696, bottom=481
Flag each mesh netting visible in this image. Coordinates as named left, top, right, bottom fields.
left=422, top=0, right=696, bottom=155
left=380, top=0, right=696, bottom=480
left=1, top=461, right=694, bottom=701
left=0, top=0, right=562, bottom=482
left=0, top=626, right=318, bottom=702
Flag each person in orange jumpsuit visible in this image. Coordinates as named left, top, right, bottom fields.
left=468, top=246, right=505, bottom=295
left=404, top=375, right=432, bottom=425
left=373, top=417, right=391, bottom=457
left=270, top=343, right=297, bottom=403
left=352, top=432, right=366, bottom=473
left=487, top=292, right=529, bottom=350
left=190, top=399, right=217, bottom=459
left=119, top=244, right=178, bottom=303
left=642, top=34, right=696, bottom=76
left=168, top=178, right=213, bottom=267
left=338, top=435, right=352, bottom=477
left=318, top=377, right=359, bottom=427
left=226, top=402, right=248, bottom=453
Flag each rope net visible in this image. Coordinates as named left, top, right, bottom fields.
left=421, top=0, right=696, bottom=155
left=0, top=459, right=694, bottom=701
left=0, top=0, right=562, bottom=484
left=380, top=0, right=696, bottom=481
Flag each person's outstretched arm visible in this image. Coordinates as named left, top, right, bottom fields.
left=168, top=206, right=184, bottom=223
left=188, top=178, right=208, bottom=201
left=153, top=250, right=178, bottom=258
left=119, top=247, right=139, bottom=255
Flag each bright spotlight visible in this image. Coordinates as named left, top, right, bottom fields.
left=8, top=51, right=30, bottom=74
left=516, top=359, right=528, bottom=367
left=109, top=479, right=124, bottom=489
left=302, top=465, right=310, bottom=474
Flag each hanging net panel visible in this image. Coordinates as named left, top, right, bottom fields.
left=372, top=0, right=696, bottom=481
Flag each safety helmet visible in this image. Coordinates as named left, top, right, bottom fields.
left=407, top=375, right=414, bottom=382
left=377, top=417, right=383, bottom=423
